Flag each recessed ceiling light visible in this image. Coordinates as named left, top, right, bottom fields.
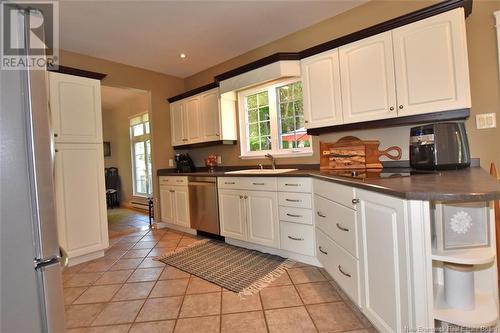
left=179, top=53, right=187, bottom=59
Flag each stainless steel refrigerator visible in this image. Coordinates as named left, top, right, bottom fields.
left=0, top=5, right=66, bottom=333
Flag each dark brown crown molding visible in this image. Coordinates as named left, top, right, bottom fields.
left=47, top=65, right=107, bottom=80
left=307, top=109, right=470, bottom=136
left=300, top=0, right=472, bottom=58
left=167, top=82, right=219, bottom=103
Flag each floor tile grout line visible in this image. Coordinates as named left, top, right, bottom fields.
left=289, top=269, right=321, bottom=333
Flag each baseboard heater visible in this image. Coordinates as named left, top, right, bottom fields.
left=130, top=201, right=148, bottom=211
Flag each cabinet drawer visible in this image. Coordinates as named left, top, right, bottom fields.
left=279, top=206, right=312, bottom=225
left=278, top=177, right=312, bottom=193
left=313, top=179, right=356, bottom=209
left=280, top=222, right=315, bottom=256
left=159, top=176, right=188, bottom=186
left=278, top=192, right=312, bottom=209
left=314, top=195, right=357, bottom=257
left=218, top=177, right=277, bottom=191
left=316, top=228, right=359, bottom=304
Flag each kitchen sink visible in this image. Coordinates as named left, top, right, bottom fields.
left=225, top=168, right=298, bottom=175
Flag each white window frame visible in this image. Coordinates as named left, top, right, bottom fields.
left=237, top=78, right=312, bottom=159
left=129, top=112, right=152, bottom=197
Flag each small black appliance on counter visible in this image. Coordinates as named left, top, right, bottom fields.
left=409, top=122, right=471, bottom=170
left=175, top=153, right=196, bottom=173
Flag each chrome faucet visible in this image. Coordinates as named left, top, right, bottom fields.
left=265, top=153, right=276, bottom=170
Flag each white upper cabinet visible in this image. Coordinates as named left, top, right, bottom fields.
left=170, top=101, right=188, bottom=146
left=300, top=8, right=470, bottom=128
left=392, top=8, right=470, bottom=116
left=49, top=72, right=102, bottom=143
left=186, top=97, right=202, bottom=143
left=301, top=49, right=343, bottom=129
left=169, top=88, right=236, bottom=147
left=339, top=32, right=397, bottom=123
left=200, top=89, right=221, bottom=142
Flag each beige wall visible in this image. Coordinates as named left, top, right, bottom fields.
left=182, top=0, right=500, bottom=170
left=59, top=50, right=185, bottom=213
left=102, top=92, right=149, bottom=205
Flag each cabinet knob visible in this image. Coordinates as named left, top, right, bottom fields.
left=54, top=149, right=58, bottom=153
left=399, top=105, right=404, bottom=110
left=244, top=195, right=248, bottom=199
left=182, top=139, right=188, bottom=142
left=389, top=106, right=394, bottom=111
left=304, top=120, right=309, bottom=123
left=216, top=133, right=220, bottom=136
left=169, top=190, right=175, bottom=193
left=239, top=195, right=243, bottom=199
left=54, top=133, right=58, bottom=137
left=352, top=199, right=360, bottom=204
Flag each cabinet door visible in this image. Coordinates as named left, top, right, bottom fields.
left=49, top=72, right=102, bottom=143
left=200, top=90, right=221, bottom=142
left=301, top=49, right=343, bottom=128
left=186, top=97, right=202, bottom=143
left=170, top=101, right=187, bottom=146
left=392, top=8, right=470, bottom=116
left=246, top=191, right=280, bottom=248
left=173, top=187, right=190, bottom=228
left=218, top=189, right=246, bottom=241
left=54, top=144, right=108, bottom=258
left=339, top=32, right=397, bottom=123
left=357, top=189, right=410, bottom=333
left=160, top=187, right=175, bottom=224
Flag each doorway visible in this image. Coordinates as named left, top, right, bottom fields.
left=100, top=85, right=153, bottom=238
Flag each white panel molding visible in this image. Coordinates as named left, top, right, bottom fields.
left=495, top=11, right=500, bottom=79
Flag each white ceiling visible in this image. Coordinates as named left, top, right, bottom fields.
left=101, top=85, right=148, bottom=110
left=60, top=0, right=367, bottom=78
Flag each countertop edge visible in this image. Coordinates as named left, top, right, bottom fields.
left=156, top=168, right=500, bottom=202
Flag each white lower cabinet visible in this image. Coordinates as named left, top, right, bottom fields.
left=54, top=143, right=109, bottom=260
left=246, top=191, right=280, bottom=248
left=159, top=177, right=190, bottom=228
left=316, top=228, right=360, bottom=303
left=219, top=189, right=247, bottom=241
left=160, top=188, right=175, bottom=224
left=280, top=222, right=315, bottom=256
left=219, top=188, right=279, bottom=248
left=356, top=189, right=410, bottom=333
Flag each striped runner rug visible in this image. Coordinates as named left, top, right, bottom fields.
left=155, top=239, right=294, bottom=295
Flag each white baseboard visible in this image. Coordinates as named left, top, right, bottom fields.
left=68, top=250, right=104, bottom=267
left=154, top=222, right=197, bottom=235
left=225, top=238, right=322, bottom=267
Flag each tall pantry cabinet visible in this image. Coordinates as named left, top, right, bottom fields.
left=49, top=72, right=109, bottom=266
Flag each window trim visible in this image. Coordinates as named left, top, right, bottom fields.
left=237, top=78, right=312, bottom=158
left=129, top=112, right=152, bottom=198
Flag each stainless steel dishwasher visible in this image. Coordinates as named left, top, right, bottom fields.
left=188, top=176, right=220, bottom=235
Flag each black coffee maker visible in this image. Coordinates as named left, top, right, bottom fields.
left=175, top=154, right=196, bottom=173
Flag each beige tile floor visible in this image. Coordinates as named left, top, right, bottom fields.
left=63, top=210, right=377, bottom=333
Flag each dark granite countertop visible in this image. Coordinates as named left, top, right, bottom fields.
left=157, top=167, right=500, bottom=202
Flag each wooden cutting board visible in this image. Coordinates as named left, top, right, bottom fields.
left=320, top=136, right=402, bottom=170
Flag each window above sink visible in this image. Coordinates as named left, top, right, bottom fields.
left=237, top=79, right=313, bottom=159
